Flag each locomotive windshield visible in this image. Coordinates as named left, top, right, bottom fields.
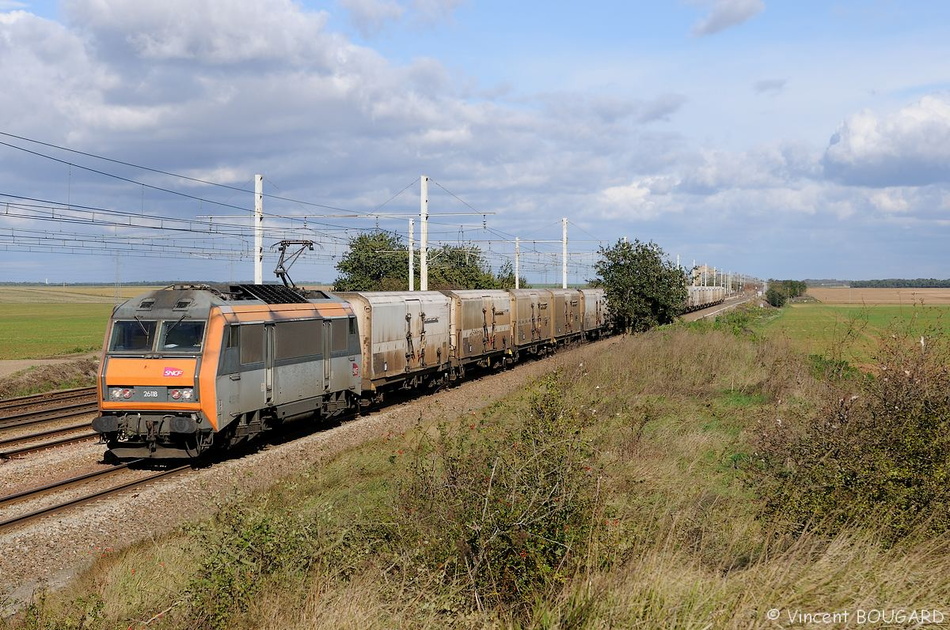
left=108, top=319, right=205, bottom=353
left=109, top=319, right=157, bottom=352
left=160, top=320, right=206, bottom=352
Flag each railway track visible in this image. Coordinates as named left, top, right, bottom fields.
left=0, top=386, right=96, bottom=414
left=0, top=462, right=191, bottom=532
left=0, top=400, right=98, bottom=430
left=0, top=387, right=99, bottom=458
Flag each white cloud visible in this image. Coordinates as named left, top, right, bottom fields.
left=338, top=0, right=404, bottom=37
left=597, top=176, right=681, bottom=221
left=0, top=11, right=113, bottom=137
left=63, top=0, right=338, bottom=65
left=598, top=180, right=658, bottom=220
left=868, top=188, right=910, bottom=213
left=823, top=95, right=950, bottom=186
left=691, top=0, right=765, bottom=36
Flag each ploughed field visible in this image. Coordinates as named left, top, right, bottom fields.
left=807, top=286, right=950, bottom=305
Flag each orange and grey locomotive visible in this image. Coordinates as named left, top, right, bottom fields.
left=92, top=284, right=361, bottom=460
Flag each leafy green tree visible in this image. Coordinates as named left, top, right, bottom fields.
left=765, top=285, right=787, bottom=307
left=334, top=234, right=520, bottom=291
left=427, top=244, right=498, bottom=290
left=593, top=239, right=687, bottom=333
left=495, top=260, right=530, bottom=290
left=333, top=231, right=408, bottom=291
left=764, top=279, right=806, bottom=307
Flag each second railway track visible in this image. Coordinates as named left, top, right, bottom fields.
left=0, top=386, right=97, bottom=414
left=0, top=387, right=99, bottom=458
left=0, top=461, right=191, bottom=532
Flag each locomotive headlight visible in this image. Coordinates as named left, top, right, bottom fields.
left=110, top=388, right=133, bottom=400
left=170, top=388, right=194, bottom=401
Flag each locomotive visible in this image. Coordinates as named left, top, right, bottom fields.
left=92, top=284, right=607, bottom=460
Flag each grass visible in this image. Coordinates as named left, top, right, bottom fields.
left=0, top=285, right=160, bottom=360
left=0, top=285, right=157, bottom=304
left=11, top=325, right=948, bottom=629
left=5, top=302, right=950, bottom=628
left=762, top=301, right=950, bottom=365
left=0, top=304, right=112, bottom=360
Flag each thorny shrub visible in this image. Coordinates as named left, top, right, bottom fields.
left=750, top=323, right=950, bottom=545
left=0, top=593, right=104, bottom=630
left=185, top=503, right=323, bottom=629
left=394, top=371, right=600, bottom=619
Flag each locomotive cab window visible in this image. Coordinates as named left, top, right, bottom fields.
left=331, top=319, right=349, bottom=353
left=109, top=320, right=157, bottom=352
left=160, top=320, right=206, bottom=352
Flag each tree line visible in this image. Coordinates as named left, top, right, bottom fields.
left=850, top=278, right=950, bottom=288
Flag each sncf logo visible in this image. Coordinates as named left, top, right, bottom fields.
left=163, top=367, right=184, bottom=377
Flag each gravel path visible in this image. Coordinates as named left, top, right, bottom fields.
left=0, top=337, right=619, bottom=608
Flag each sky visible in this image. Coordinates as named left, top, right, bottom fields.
left=1, top=0, right=949, bottom=285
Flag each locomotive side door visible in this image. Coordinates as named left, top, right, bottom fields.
left=264, top=323, right=275, bottom=404
left=322, top=319, right=332, bottom=391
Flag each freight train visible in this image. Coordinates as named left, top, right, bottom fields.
left=684, top=285, right=726, bottom=312
left=92, top=284, right=607, bottom=460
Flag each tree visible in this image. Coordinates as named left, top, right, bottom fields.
left=495, top=260, right=530, bottom=290
left=764, top=279, right=806, bottom=307
left=593, top=239, right=687, bottom=333
left=427, top=244, right=498, bottom=290
left=333, top=233, right=520, bottom=291
left=333, top=231, right=408, bottom=291
left=764, top=285, right=787, bottom=308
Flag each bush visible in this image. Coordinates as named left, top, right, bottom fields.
left=394, top=372, right=599, bottom=618
left=750, top=324, right=950, bottom=545
left=186, top=503, right=321, bottom=629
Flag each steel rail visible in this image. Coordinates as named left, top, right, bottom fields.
left=0, top=387, right=96, bottom=413
left=0, top=402, right=98, bottom=428
left=0, top=431, right=99, bottom=459
left=0, top=460, right=141, bottom=508
left=0, top=422, right=90, bottom=448
left=0, top=464, right=190, bottom=531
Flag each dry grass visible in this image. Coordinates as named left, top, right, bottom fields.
left=6, top=326, right=950, bottom=629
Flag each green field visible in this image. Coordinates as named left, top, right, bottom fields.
left=0, top=303, right=114, bottom=360
left=0, top=286, right=161, bottom=360
left=762, top=302, right=950, bottom=365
